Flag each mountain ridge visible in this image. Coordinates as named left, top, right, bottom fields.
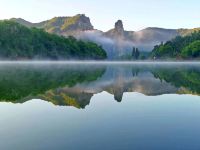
left=9, top=14, right=200, bottom=58
left=11, top=14, right=94, bottom=35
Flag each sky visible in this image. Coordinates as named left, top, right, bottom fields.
left=0, top=0, right=199, bottom=31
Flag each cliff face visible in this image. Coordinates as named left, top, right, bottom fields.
left=42, top=14, right=94, bottom=35
left=102, top=20, right=135, bottom=58
left=105, top=20, right=125, bottom=38
left=12, top=14, right=94, bottom=35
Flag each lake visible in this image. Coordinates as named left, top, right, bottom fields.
left=0, top=62, right=200, bottom=150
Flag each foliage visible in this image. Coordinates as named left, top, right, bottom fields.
left=132, top=47, right=140, bottom=59
left=0, top=21, right=107, bottom=60
left=151, top=31, right=200, bottom=59
left=181, top=40, right=200, bottom=58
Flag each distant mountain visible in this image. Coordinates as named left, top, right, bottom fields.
left=10, top=18, right=34, bottom=27
left=177, top=28, right=200, bottom=36
left=105, top=20, right=178, bottom=44
left=131, top=27, right=179, bottom=49
left=10, top=14, right=200, bottom=59
left=103, top=20, right=180, bottom=57
left=11, top=14, right=94, bottom=35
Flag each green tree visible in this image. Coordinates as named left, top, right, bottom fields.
left=181, top=40, right=200, bottom=58
left=132, top=47, right=140, bottom=60
left=151, top=31, right=200, bottom=59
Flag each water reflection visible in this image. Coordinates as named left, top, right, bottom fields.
left=0, top=63, right=199, bottom=108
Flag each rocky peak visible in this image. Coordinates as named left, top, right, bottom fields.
left=73, top=14, right=94, bottom=31
left=114, top=20, right=124, bottom=33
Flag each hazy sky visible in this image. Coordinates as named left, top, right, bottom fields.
left=0, top=0, right=199, bottom=31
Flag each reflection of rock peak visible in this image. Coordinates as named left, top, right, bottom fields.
left=114, top=91, right=123, bottom=102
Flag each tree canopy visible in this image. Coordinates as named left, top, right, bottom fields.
left=132, top=47, right=140, bottom=60
left=151, top=31, right=200, bottom=59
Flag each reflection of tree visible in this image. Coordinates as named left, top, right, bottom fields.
left=131, top=66, right=152, bottom=77
left=131, top=65, right=200, bottom=95
left=152, top=67, right=200, bottom=94
left=132, top=68, right=140, bottom=77
left=0, top=65, right=106, bottom=103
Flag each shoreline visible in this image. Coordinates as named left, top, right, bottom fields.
left=0, top=60, right=200, bottom=65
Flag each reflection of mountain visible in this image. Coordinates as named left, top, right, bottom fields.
left=39, top=88, right=93, bottom=109
left=0, top=64, right=105, bottom=104
left=0, top=63, right=199, bottom=108
left=70, top=66, right=178, bottom=102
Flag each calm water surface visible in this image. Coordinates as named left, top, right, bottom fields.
left=0, top=62, right=200, bottom=150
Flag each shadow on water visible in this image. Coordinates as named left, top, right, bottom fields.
left=0, top=62, right=199, bottom=108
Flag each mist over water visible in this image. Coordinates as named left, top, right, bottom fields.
left=0, top=60, right=200, bottom=64
left=76, top=31, right=136, bottom=58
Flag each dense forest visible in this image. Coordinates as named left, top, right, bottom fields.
left=151, top=31, right=200, bottom=59
left=0, top=21, right=107, bottom=60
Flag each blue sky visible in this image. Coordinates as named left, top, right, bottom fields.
left=0, top=0, right=199, bottom=31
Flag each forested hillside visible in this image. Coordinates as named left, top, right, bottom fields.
left=0, top=21, right=106, bottom=60
left=151, top=31, right=200, bottom=59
